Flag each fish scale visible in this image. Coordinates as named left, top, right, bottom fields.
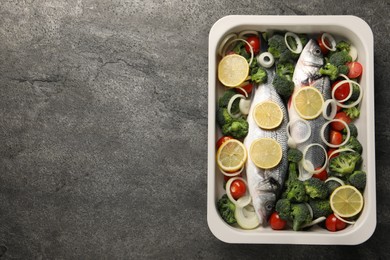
left=244, top=69, right=289, bottom=225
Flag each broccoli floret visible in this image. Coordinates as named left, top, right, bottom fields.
left=216, top=107, right=233, bottom=128
left=233, top=41, right=250, bottom=59
left=222, top=118, right=249, bottom=139
left=348, top=170, right=367, bottom=190
left=268, top=34, right=285, bottom=59
left=338, top=64, right=349, bottom=75
left=341, top=136, right=363, bottom=154
left=280, top=50, right=299, bottom=63
left=217, top=194, right=236, bottom=224
left=303, top=178, right=328, bottom=200
left=286, top=180, right=308, bottom=203
left=275, top=198, right=292, bottom=221
left=336, top=40, right=351, bottom=52
left=251, top=67, right=267, bottom=84
left=272, top=74, right=294, bottom=99
left=329, top=50, right=352, bottom=67
left=349, top=82, right=360, bottom=101
left=218, top=89, right=240, bottom=113
left=276, top=62, right=295, bottom=81
left=284, top=162, right=299, bottom=191
left=291, top=203, right=313, bottom=231
left=329, top=152, right=362, bottom=176
left=319, top=63, right=339, bottom=81
left=344, top=106, right=360, bottom=120
left=325, top=179, right=342, bottom=194
left=309, top=199, right=333, bottom=219
left=287, top=148, right=303, bottom=163
left=343, top=123, right=358, bottom=137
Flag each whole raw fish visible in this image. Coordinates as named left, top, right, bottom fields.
left=244, top=69, right=289, bottom=225
left=288, top=39, right=331, bottom=180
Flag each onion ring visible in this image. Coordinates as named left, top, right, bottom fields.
left=225, top=177, right=251, bottom=208
left=217, top=33, right=237, bottom=56
left=301, top=217, right=326, bottom=229
left=322, top=99, right=338, bottom=120
left=321, top=33, right=336, bottom=52
left=334, top=213, right=356, bottom=225
left=227, top=94, right=245, bottom=118
left=285, top=32, right=303, bottom=54
left=320, top=119, right=350, bottom=148
left=257, top=52, right=275, bottom=68
left=328, top=148, right=355, bottom=160
left=219, top=165, right=244, bottom=177
left=301, top=143, right=328, bottom=175
left=325, top=176, right=346, bottom=186
left=238, top=30, right=259, bottom=38
left=332, top=80, right=363, bottom=108
left=286, top=119, right=311, bottom=146
left=222, top=38, right=254, bottom=66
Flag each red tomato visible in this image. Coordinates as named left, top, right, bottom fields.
left=331, top=81, right=350, bottom=101
left=330, top=130, right=343, bottom=146
left=230, top=179, right=246, bottom=200
left=245, top=36, right=260, bottom=54
left=325, top=213, right=347, bottom=232
left=269, top=212, right=287, bottom=230
left=313, top=167, right=328, bottom=181
left=327, top=148, right=339, bottom=159
left=236, top=83, right=253, bottom=96
left=216, top=136, right=234, bottom=149
left=346, top=62, right=363, bottom=79
left=336, top=104, right=343, bottom=112
left=331, top=112, right=352, bottom=131
left=317, top=35, right=330, bottom=55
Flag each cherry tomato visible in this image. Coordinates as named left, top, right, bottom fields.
left=325, top=213, right=347, bottom=232
left=235, top=83, right=253, bottom=96
left=245, top=36, right=260, bottom=54
left=330, top=130, right=343, bottom=146
left=317, top=35, right=330, bottom=55
left=331, top=81, right=350, bottom=101
left=327, top=148, right=339, bottom=159
left=216, top=136, right=234, bottom=149
left=230, top=179, right=246, bottom=200
left=313, top=167, right=328, bottom=181
left=346, top=62, right=363, bottom=79
left=331, top=112, right=352, bottom=131
left=336, top=104, right=343, bottom=112
left=269, top=212, right=287, bottom=230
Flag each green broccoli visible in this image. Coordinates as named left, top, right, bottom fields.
left=348, top=170, right=367, bottom=190
left=218, top=89, right=240, bottom=113
left=222, top=118, right=249, bottom=139
left=341, top=136, right=363, bottom=154
left=251, top=67, right=267, bottom=84
left=338, top=64, right=349, bottom=75
left=272, top=73, right=294, bottom=99
left=276, top=62, right=295, bottom=81
left=343, top=123, right=358, bottom=137
left=303, top=178, right=328, bottom=200
left=216, top=107, right=233, bottom=128
left=329, top=50, right=352, bottom=67
left=329, top=152, right=362, bottom=176
left=275, top=198, right=292, bottom=221
left=309, top=199, right=332, bottom=219
left=217, top=194, right=236, bottom=224
left=287, top=148, right=303, bottom=163
left=267, top=34, right=299, bottom=63
left=319, top=63, right=339, bottom=81
left=336, top=40, right=351, bottom=52
left=233, top=41, right=250, bottom=59
left=349, top=82, right=361, bottom=101
left=344, top=106, right=360, bottom=120
left=286, top=180, right=308, bottom=203
left=325, top=179, right=342, bottom=194
left=291, top=203, right=313, bottom=231
left=283, top=162, right=299, bottom=193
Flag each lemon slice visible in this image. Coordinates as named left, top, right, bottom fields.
left=218, top=54, right=249, bottom=87
left=330, top=185, right=364, bottom=218
left=293, top=86, right=324, bottom=120
left=253, top=101, right=284, bottom=129
left=249, top=138, right=282, bottom=169
left=216, top=139, right=247, bottom=172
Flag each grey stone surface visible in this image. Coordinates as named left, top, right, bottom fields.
left=0, top=0, right=389, bottom=259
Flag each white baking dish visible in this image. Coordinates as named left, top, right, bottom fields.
left=207, top=15, right=376, bottom=244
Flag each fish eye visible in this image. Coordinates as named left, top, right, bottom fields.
left=265, top=202, right=274, bottom=211
left=313, top=47, right=322, bottom=56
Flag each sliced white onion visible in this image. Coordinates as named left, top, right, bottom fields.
left=257, top=52, right=275, bottom=68
left=235, top=203, right=260, bottom=229
left=325, top=176, right=345, bottom=186
left=218, top=33, right=238, bottom=56
left=320, top=119, right=350, bottom=148
left=298, top=162, right=314, bottom=181
left=227, top=94, right=245, bottom=118
left=237, top=82, right=249, bottom=98
left=332, top=80, right=363, bottom=108
left=222, top=38, right=254, bottom=66
left=238, top=30, right=259, bottom=38
left=225, top=177, right=251, bottom=208
left=349, top=45, right=358, bottom=61
left=219, top=165, right=244, bottom=177
left=301, top=143, right=328, bottom=175
left=286, top=119, right=312, bottom=146
left=321, top=33, right=336, bottom=52
left=305, top=202, right=313, bottom=219
left=331, top=78, right=353, bottom=103
left=284, top=32, right=303, bottom=54
left=322, top=99, right=337, bottom=120
left=239, top=98, right=251, bottom=115
left=301, top=217, right=326, bottom=228
left=334, top=213, right=356, bottom=225
left=328, top=148, right=355, bottom=160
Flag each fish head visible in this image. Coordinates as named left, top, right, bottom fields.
left=300, top=39, right=324, bottom=67
left=253, top=192, right=276, bottom=224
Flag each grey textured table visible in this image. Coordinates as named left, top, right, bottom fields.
left=0, top=0, right=389, bottom=259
